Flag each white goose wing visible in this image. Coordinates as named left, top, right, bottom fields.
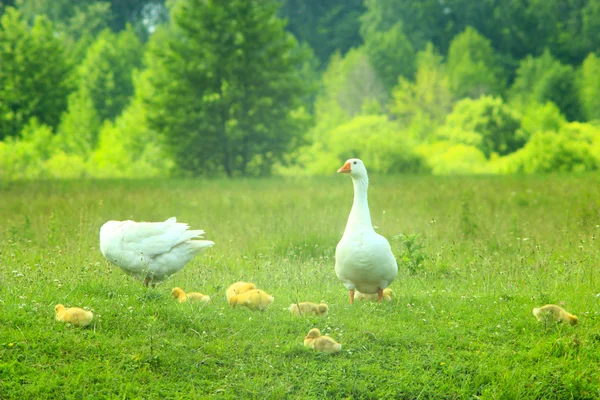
left=120, top=217, right=208, bottom=257
left=100, top=217, right=214, bottom=281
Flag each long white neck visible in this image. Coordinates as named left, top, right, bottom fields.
left=344, top=174, right=373, bottom=234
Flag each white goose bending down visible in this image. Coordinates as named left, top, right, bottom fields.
left=335, top=158, right=398, bottom=304
left=100, top=217, right=214, bottom=287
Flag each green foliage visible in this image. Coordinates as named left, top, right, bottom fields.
left=360, top=0, right=447, bottom=53
left=75, top=27, right=143, bottom=122
left=278, top=0, right=364, bottom=66
left=315, top=48, right=387, bottom=127
left=362, top=22, right=415, bottom=89
left=391, top=43, right=452, bottom=139
left=500, top=129, right=598, bottom=174
left=143, top=0, right=313, bottom=177
left=56, top=25, right=143, bottom=156
left=438, top=96, right=523, bottom=158
left=509, top=50, right=581, bottom=121
left=55, top=90, right=102, bottom=156
left=518, top=101, right=566, bottom=140
left=446, top=27, right=504, bottom=99
left=417, top=141, right=488, bottom=175
left=0, top=118, right=54, bottom=181
left=0, top=7, right=73, bottom=139
left=307, top=115, right=425, bottom=175
left=90, top=93, right=174, bottom=178
left=578, top=52, right=600, bottom=121
left=394, top=233, right=426, bottom=275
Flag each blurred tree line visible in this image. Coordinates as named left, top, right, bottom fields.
left=1, top=0, right=600, bottom=180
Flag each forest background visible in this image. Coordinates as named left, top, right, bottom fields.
left=2, top=0, right=600, bottom=180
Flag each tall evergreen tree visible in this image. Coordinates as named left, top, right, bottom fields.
left=578, top=52, right=600, bottom=121
left=143, top=0, right=313, bottom=176
left=0, top=8, right=72, bottom=140
left=446, top=27, right=504, bottom=99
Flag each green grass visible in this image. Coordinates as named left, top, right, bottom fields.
left=1, top=174, right=600, bottom=399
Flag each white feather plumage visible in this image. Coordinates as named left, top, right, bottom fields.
left=100, top=217, right=214, bottom=285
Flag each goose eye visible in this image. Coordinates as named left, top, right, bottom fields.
left=353, top=161, right=357, bottom=165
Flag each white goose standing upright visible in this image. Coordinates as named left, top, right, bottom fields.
left=335, top=158, right=398, bottom=304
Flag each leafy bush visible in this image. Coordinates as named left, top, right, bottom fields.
left=0, top=119, right=55, bottom=181
left=499, top=130, right=598, bottom=174
left=89, top=96, right=174, bottom=178
left=518, top=101, right=566, bottom=139
left=509, top=50, right=581, bottom=121
left=305, top=115, right=426, bottom=175
left=437, top=96, right=523, bottom=157
left=417, top=141, right=487, bottom=175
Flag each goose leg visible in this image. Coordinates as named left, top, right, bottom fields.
left=349, top=289, right=355, bottom=305
left=377, top=288, right=384, bottom=303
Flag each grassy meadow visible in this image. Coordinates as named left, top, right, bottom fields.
left=1, top=174, right=600, bottom=399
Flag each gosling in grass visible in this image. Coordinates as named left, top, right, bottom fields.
left=55, top=304, right=94, bottom=327
left=355, top=288, right=393, bottom=302
left=171, top=287, right=211, bottom=303
left=226, top=281, right=256, bottom=306
left=532, top=304, right=578, bottom=326
left=303, top=328, right=342, bottom=353
left=289, top=302, right=329, bottom=316
left=229, top=289, right=274, bottom=311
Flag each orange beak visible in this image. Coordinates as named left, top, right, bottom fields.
left=337, top=162, right=351, bottom=174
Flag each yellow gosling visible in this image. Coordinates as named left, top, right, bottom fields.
left=230, top=289, right=274, bottom=311
left=289, top=302, right=329, bottom=316
left=226, top=282, right=256, bottom=306
left=55, top=304, right=94, bottom=327
left=533, top=304, right=578, bottom=326
left=187, top=292, right=211, bottom=303
left=172, top=287, right=210, bottom=303
left=303, top=328, right=342, bottom=353
left=355, top=288, right=393, bottom=302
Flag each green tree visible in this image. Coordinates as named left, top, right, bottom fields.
left=75, top=27, right=143, bottom=122
left=362, top=22, right=415, bottom=90
left=509, top=49, right=581, bottom=121
left=578, top=52, right=600, bottom=121
left=361, top=0, right=446, bottom=53
left=278, top=0, right=364, bottom=66
left=143, top=0, right=313, bottom=177
left=55, top=90, right=101, bottom=155
left=0, top=8, right=72, bottom=139
left=317, top=48, right=387, bottom=124
left=55, top=26, right=142, bottom=155
left=438, top=96, right=523, bottom=158
left=391, top=43, right=452, bottom=138
left=15, top=0, right=112, bottom=62
left=446, top=27, right=503, bottom=99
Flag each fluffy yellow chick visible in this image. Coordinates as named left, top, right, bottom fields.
left=355, top=288, right=393, bottom=302
left=533, top=304, right=578, bottom=326
left=171, top=287, right=211, bottom=303
left=289, top=302, right=329, bottom=316
left=230, top=289, right=274, bottom=311
left=304, top=328, right=342, bottom=353
left=55, top=304, right=94, bottom=327
left=226, top=281, right=256, bottom=306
